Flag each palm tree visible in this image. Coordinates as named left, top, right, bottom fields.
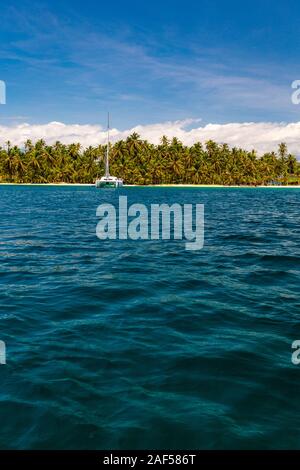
left=0, top=136, right=299, bottom=185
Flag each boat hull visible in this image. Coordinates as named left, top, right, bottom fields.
left=95, top=179, right=123, bottom=188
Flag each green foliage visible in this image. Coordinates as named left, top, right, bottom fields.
left=0, top=136, right=299, bottom=185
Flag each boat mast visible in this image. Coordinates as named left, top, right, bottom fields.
left=105, top=112, right=110, bottom=177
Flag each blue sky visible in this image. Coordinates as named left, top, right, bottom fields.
left=1, top=0, right=300, bottom=129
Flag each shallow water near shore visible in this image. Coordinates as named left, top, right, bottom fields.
left=0, top=185, right=300, bottom=449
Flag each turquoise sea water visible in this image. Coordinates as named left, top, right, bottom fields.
left=0, top=185, right=300, bottom=449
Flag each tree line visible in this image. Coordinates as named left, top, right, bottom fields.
left=0, top=134, right=299, bottom=185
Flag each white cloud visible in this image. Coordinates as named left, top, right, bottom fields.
left=1, top=119, right=300, bottom=156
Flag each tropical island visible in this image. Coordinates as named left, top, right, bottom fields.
left=0, top=134, right=299, bottom=186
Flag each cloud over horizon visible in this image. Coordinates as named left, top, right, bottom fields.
left=1, top=119, right=300, bottom=156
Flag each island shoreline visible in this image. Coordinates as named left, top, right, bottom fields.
left=1, top=183, right=300, bottom=188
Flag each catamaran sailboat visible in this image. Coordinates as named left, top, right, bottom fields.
left=95, top=114, right=123, bottom=188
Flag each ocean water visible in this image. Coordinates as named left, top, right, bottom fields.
left=0, top=185, right=300, bottom=450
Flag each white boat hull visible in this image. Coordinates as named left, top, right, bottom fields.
left=95, top=177, right=123, bottom=188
